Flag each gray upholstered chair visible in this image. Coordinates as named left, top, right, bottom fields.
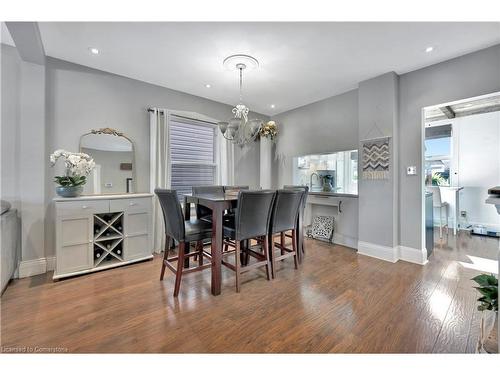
left=283, top=185, right=309, bottom=257
left=269, top=189, right=304, bottom=278
left=192, top=185, right=225, bottom=223
left=155, top=189, right=213, bottom=297
left=222, top=190, right=276, bottom=292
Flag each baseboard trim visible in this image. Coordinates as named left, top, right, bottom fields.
left=357, top=241, right=398, bottom=263
left=18, top=256, right=56, bottom=278
left=398, top=246, right=428, bottom=265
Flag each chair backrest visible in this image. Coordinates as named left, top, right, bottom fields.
left=234, top=190, right=276, bottom=241
left=271, top=189, right=304, bottom=234
left=427, top=186, right=443, bottom=207
left=283, top=185, right=309, bottom=209
left=154, top=188, right=185, bottom=241
left=192, top=185, right=224, bottom=219
left=224, top=185, right=249, bottom=192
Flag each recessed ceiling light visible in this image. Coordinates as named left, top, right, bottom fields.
left=205, top=84, right=211, bottom=88
left=425, top=46, right=434, bottom=53
left=89, top=47, right=99, bottom=55
left=270, top=104, right=276, bottom=109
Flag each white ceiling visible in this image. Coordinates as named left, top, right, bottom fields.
left=5, top=22, right=500, bottom=115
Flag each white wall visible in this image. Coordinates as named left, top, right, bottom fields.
left=456, top=111, right=500, bottom=228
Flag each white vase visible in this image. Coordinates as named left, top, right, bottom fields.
left=477, top=310, right=498, bottom=353
left=259, top=137, right=272, bottom=189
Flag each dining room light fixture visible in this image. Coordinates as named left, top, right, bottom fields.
left=218, top=54, right=263, bottom=147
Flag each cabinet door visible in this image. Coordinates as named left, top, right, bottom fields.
left=123, top=207, right=152, bottom=260
left=56, top=216, right=93, bottom=274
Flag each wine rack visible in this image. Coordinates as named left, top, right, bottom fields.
left=93, top=212, right=124, bottom=267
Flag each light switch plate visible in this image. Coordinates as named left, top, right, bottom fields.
left=406, top=166, right=417, bottom=175
left=104, top=182, right=113, bottom=188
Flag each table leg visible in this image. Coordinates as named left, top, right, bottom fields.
left=211, top=205, right=223, bottom=295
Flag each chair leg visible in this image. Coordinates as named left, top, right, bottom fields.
left=160, top=235, right=170, bottom=280
left=280, top=232, right=285, bottom=258
left=197, top=241, right=203, bottom=266
left=235, top=241, right=241, bottom=293
left=439, top=207, right=443, bottom=239
left=173, top=242, right=185, bottom=297
left=270, top=234, right=276, bottom=279
left=263, top=235, right=271, bottom=281
left=240, top=240, right=246, bottom=266
left=291, top=230, right=298, bottom=270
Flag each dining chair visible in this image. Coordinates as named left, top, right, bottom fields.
left=269, top=189, right=304, bottom=278
left=192, top=185, right=225, bottom=223
left=283, top=185, right=309, bottom=256
left=155, top=189, right=213, bottom=297
left=221, top=190, right=276, bottom=292
left=428, top=186, right=448, bottom=238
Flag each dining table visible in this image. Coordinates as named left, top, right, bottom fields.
left=183, top=192, right=238, bottom=296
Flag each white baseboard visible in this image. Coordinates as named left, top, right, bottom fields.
left=357, top=241, right=428, bottom=265
left=398, top=246, right=428, bottom=265
left=18, top=256, right=56, bottom=278
left=357, top=241, right=398, bottom=263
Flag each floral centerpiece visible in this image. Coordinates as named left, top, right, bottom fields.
left=259, top=120, right=278, bottom=142
left=50, top=149, right=95, bottom=197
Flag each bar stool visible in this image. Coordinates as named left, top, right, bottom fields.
left=221, top=190, right=276, bottom=292
left=269, top=189, right=304, bottom=278
left=428, top=186, right=448, bottom=238
left=155, top=189, right=213, bottom=297
left=283, top=185, right=309, bottom=257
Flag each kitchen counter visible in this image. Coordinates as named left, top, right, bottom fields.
left=308, top=191, right=358, bottom=198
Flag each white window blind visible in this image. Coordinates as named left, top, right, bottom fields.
left=169, top=116, right=217, bottom=199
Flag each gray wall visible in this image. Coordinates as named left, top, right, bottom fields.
left=399, top=44, right=500, bottom=250
left=1, top=45, right=21, bottom=208
left=271, top=90, right=358, bottom=188
left=358, top=72, right=399, bottom=248
left=44, top=57, right=267, bottom=258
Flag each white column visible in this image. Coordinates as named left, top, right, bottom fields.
left=259, top=137, right=272, bottom=189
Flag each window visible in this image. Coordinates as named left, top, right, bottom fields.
left=169, top=116, right=217, bottom=199
left=425, top=124, right=452, bottom=186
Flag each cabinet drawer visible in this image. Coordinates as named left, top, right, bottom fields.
left=57, top=200, right=109, bottom=216
left=110, top=197, right=151, bottom=212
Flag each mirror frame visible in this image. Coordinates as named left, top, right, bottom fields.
left=79, top=127, right=137, bottom=195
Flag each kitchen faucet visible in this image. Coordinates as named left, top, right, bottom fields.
left=310, top=172, right=320, bottom=191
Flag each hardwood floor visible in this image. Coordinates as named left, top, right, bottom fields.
left=1, top=231, right=498, bottom=353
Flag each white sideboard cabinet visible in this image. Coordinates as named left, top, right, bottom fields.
left=53, top=193, right=154, bottom=280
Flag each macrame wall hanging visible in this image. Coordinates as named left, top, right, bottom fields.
left=361, top=121, right=391, bottom=180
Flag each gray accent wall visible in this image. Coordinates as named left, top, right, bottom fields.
left=399, top=44, right=500, bottom=250
left=358, top=72, right=399, bottom=248
left=271, top=90, right=359, bottom=188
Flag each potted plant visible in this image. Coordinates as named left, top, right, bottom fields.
left=50, top=149, right=95, bottom=197
left=472, top=273, right=498, bottom=353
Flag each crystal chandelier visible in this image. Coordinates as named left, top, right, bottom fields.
left=218, top=55, right=263, bottom=147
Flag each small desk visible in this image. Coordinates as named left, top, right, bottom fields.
left=183, top=192, right=237, bottom=296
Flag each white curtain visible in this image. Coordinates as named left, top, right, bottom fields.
left=150, top=108, right=170, bottom=253
left=217, top=130, right=235, bottom=186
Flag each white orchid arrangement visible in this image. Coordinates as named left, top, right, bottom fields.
left=50, top=149, right=95, bottom=187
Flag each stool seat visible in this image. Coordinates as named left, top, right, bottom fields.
left=185, top=219, right=213, bottom=242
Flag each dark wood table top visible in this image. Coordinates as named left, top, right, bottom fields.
left=183, top=192, right=239, bottom=202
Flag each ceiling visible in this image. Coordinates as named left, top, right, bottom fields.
left=3, top=22, right=500, bottom=115
left=425, top=94, right=500, bottom=122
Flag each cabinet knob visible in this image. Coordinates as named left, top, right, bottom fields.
left=129, top=202, right=137, bottom=206
left=82, top=205, right=89, bottom=209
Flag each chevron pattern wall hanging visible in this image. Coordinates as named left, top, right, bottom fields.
left=362, top=138, right=390, bottom=179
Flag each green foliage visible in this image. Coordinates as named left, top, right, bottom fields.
left=431, top=172, right=448, bottom=186
left=472, top=274, right=498, bottom=312
left=54, top=175, right=87, bottom=187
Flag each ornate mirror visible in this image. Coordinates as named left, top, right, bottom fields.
left=79, top=128, right=136, bottom=195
